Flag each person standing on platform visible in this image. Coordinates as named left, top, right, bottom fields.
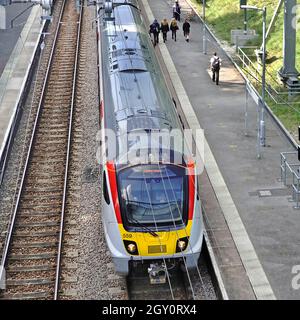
left=170, top=18, right=179, bottom=41
left=210, top=52, right=222, bottom=85
left=182, top=19, right=190, bottom=42
left=173, top=1, right=181, bottom=21
left=160, top=18, right=170, bottom=43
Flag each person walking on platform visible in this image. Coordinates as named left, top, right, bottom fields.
left=210, top=52, right=222, bottom=85
left=182, top=19, right=190, bottom=42
left=160, top=18, right=170, bottom=43
left=172, top=1, right=181, bottom=21
left=170, top=18, right=179, bottom=41
left=149, top=19, right=160, bottom=46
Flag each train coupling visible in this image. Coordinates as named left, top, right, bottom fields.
left=147, top=263, right=167, bottom=285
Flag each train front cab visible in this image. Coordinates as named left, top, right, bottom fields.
left=102, top=160, right=203, bottom=275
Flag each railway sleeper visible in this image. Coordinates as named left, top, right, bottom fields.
left=23, top=187, right=63, bottom=193
left=38, top=123, right=68, bottom=129
left=15, top=221, right=60, bottom=228
left=9, top=253, right=57, bottom=260
left=7, top=264, right=56, bottom=273
left=16, top=214, right=60, bottom=220
left=6, top=278, right=54, bottom=286
left=37, top=128, right=68, bottom=133
left=14, top=231, right=59, bottom=238
left=20, top=202, right=61, bottom=211
left=0, top=291, right=51, bottom=300
left=12, top=241, right=58, bottom=249
left=21, top=194, right=62, bottom=200
left=34, top=134, right=68, bottom=140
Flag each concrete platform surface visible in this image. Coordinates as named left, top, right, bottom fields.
left=0, top=4, right=33, bottom=75
left=0, top=5, right=43, bottom=159
left=144, top=0, right=298, bottom=299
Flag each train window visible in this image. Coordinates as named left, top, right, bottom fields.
left=124, top=48, right=136, bottom=55
left=178, top=115, right=185, bottom=129
left=117, top=164, right=188, bottom=229
left=103, top=171, right=110, bottom=205
left=172, top=98, right=177, bottom=109
left=118, top=58, right=147, bottom=72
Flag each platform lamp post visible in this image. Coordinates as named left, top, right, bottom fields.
left=240, top=0, right=248, bottom=35
left=241, top=5, right=267, bottom=159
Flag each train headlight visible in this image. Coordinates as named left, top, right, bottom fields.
left=127, top=243, right=136, bottom=253
left=123, top=240, right=139, bottom=255
left=176, top=237, right=189, bottom=253
left=178, top=241, right=187, bottom=250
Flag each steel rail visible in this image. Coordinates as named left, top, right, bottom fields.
left=54, top=2, right=83, bottom=300
left=0, top=0, right=66, bottom=289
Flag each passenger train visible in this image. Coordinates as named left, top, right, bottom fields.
left=97, top=0, right=203, bottom=280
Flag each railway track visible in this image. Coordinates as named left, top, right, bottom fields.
left=126, top=250, right=217, bottom=300
left=0, top=0, right=82, bottom=300
left=127, top=264, right=190, bottom=300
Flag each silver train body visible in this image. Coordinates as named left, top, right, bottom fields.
left=97, top=0, right=203, bottom=275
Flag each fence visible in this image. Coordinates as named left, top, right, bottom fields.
left=236, top=46, right=300, bottom=105
left=280, top=151, right=300, bottom=209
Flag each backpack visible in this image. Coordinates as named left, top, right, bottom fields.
left=150, top=23, right=159, bottom=33
left=212, top=57, right=220, bottom=70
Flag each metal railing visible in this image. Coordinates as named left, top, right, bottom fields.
left=237, top=47, right=260, bottom=77
left=280, top=151, right=300, bottom=209
left=236, top=46, right=300, bottom=105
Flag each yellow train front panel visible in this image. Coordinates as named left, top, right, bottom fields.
left=118, top=221, right=192, bottom=256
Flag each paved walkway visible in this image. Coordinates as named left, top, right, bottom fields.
left=146, top=0, right=298, bottom=299
left=0, top=4, right=33, bottom=75
left=0, top=5, right=43, bottom=159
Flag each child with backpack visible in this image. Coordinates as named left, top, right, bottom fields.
left=210, top=52, right=222, bottom=85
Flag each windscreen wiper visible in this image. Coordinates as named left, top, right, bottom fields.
left=130, top=217, right=159, bottom=238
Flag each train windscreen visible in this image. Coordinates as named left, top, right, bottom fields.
left=117, top=164, right=188, bottom=229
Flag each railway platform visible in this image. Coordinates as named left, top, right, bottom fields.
left=0, top=5, right=43, bottom=163
left=142, top=0, right=299, bottom=299
left=0, top=4, right=33, bottom=75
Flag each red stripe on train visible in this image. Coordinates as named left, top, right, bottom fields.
left=107, top=161, right=122, bottom=224
left=188, top=161, right=195, bottom=220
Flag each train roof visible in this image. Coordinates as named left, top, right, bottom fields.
left=100, top=0, right=184, bottom=162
